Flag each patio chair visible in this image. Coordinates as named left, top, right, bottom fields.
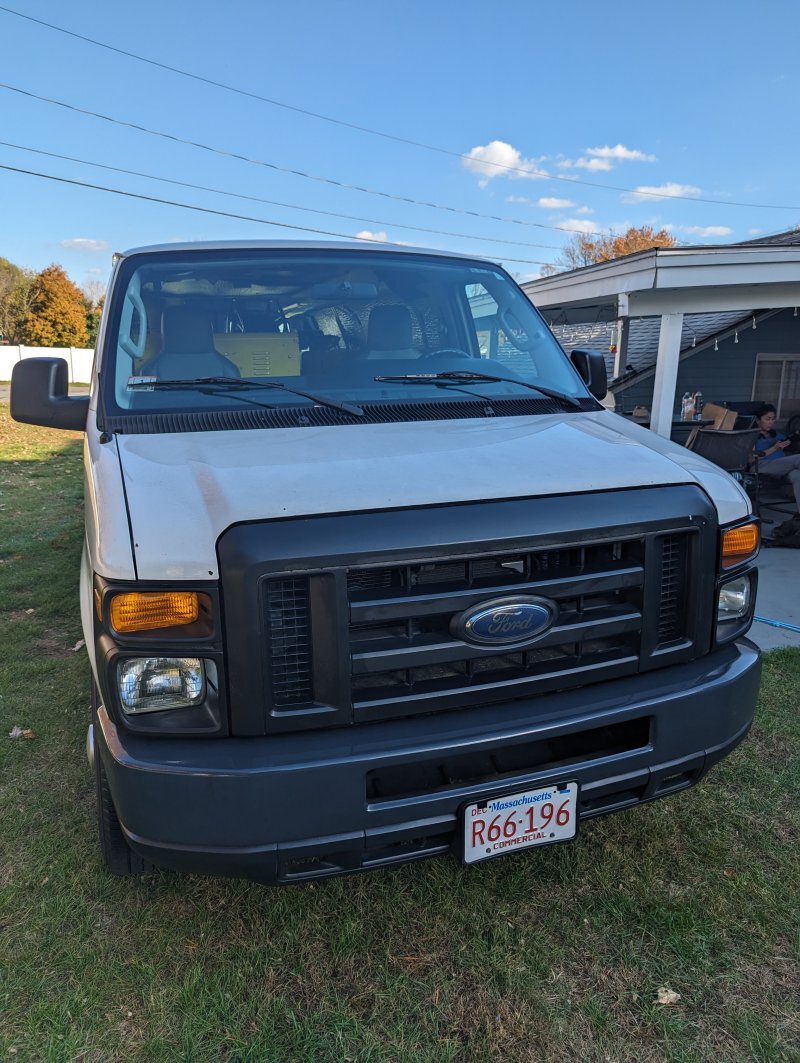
left=756, top=471, right=796, bottom=518
left=687, top=428, right=759, bottom=474
left=687, top=427, right=760, bottom=506
left=688, top=428, right=795, bottom=520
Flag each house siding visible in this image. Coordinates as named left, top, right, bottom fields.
left=613, top=309, right=800, bottom=417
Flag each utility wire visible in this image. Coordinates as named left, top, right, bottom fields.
left=0, top=82, right=603, bottom=237
left=0, top=3, right=795, bottom=210
left=0, top=163, right=554, bottom=266
left=0, top=140, right=563, bottom=251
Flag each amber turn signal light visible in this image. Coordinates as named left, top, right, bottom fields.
left=721, top=522, right=759, bottom=569
left=110, top=591, right=199, bottom=633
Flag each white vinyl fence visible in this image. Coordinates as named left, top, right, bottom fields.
left=0, top=345, right=95, bottom=384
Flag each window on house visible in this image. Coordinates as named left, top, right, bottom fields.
left=753, top=355, right=800, bottom=421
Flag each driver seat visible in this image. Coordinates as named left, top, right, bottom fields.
left=364, top=305, right=419, bottom=359
left=145, top=306, right=240, bottom=380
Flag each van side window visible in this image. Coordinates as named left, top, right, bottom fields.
left=465, top=283, right=534, bottom=375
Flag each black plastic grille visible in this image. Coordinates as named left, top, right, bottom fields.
left=259, top=530, right=696, bottom=724
left=346, top=539, right=648, bottom=719
left=657, top=534, right=688, bottom=644
left=222, top=487, right=714, bottom=735
left=265, top=578, right=313, bottom=706
left=366, top=717, right=652, bottom=802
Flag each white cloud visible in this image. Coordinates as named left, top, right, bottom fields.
left=462, top=140, right=548, bottom=186
left=355, top=230, right=388, bottom=243
left=575, top=205, right=594, bottom=215
left=561, top=218, right=597, bottom=234
left=623, top=182, right=701, bottom=203
left=558, top=144, right=655, bottom=173
left=537, top=197, right=575, bottom=209
left=748, top=228, right=762, bottom=235
left=586, top=144, right=656, bottom=163
left=557, top=156, right=613, bottom=172
left=59, top=237, right=109, bottom=252
left=506, top=195, right=533, bottom=204
left=677, top=225, right=733, bottom=238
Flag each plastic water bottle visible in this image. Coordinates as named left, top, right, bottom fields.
left=681, top=392, right=693, bottom=421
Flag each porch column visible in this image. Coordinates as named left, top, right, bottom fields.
left=650, top=311, right=684, bottom=438
left=613, top=317, right=629, bottom=378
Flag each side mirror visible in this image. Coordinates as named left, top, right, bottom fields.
left=11, top=357, right=90, bottom=431
left=570, top=348, right=607, bottom=400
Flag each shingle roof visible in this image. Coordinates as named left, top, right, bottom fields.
left=539, top=229, right=800, bottom=385
left=736, top=227, right=800, bottom=247
left=551, top=310, right=752, bottom=384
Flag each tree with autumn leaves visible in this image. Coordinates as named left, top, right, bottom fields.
left=0, top=259, right=103, bottom=347
left=22, top=264, right=90, bottom=347
left=543, top=225, right=678, bottom=275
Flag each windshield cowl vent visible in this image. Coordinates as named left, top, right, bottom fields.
left=103, top=396, right=597, bottom=435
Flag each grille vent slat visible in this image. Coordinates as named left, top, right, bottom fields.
left=265, top=578, right=314, bottom=707
left=657, top=534, right=687, bottom=644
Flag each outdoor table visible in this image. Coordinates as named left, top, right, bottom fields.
left=623, top=415, right=714, bottom=445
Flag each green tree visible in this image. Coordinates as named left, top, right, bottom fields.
left=0, top=257, right=38, bottom=344
left=21, top=264, right=89, bottom=347
left=86, top=292, right=105, bottom=347
left=548, top=225, right=678, bottom=274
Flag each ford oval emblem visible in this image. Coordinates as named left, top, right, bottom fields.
left=451, top=595, right=557, bottom=648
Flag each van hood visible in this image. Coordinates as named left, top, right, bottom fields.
left=114, top=411, right=750, bottom=579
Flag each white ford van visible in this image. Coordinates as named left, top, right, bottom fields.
left=11, top=241, right=761, bottom=883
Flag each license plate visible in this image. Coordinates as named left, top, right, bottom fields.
left=462, top=781, right=578, bottom=865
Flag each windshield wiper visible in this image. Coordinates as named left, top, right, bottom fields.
left=127, top=376, right=364, bottom=417
left=373, top=371, right=582, bottom=409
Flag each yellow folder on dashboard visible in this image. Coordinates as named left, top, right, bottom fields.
left=213, top=333, right=301, bottom=377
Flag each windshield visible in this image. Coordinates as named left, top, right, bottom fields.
left=104, top=248, right=587, bottom=415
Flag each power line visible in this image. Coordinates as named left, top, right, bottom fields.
left=0, top=81, right=603, bottom=237
left=0, top=140, right=564, bottom=251
left=0, top=163, right=554, bottom=266
left=0, top=3, right=794, bottom=210
left=0, top=3, right=461, bottom=157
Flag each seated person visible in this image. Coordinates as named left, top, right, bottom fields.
left=753, top=402, right=800, bottom=511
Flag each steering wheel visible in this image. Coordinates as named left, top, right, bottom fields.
left=419, top=347, right=473, bottom=360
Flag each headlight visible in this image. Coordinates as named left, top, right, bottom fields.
left=716, top=573, right=755, bottom=644
left=717, top=575, right=752, bottom=621
left=118, top=657, right=205, bottom=714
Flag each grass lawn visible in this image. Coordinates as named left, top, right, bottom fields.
left=1, top=406, right=798, bottom=1063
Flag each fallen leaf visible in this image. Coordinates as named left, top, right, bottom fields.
left=25, top=608, right=35, bottom=614
left=8, top=726, right=35, bottom=739
left=656, top=987, right=681, bottom=1006
left=723, top=867, right=734, bottom=877
left=71, top=639, right=86, bottom=653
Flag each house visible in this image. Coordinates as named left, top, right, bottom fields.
left=521, top=229, right=800, bottom=435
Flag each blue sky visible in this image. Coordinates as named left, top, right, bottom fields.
left=1, top=0, right=799, bottom=293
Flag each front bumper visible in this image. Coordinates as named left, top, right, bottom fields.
left=95, top=639, right=761, bottom=883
